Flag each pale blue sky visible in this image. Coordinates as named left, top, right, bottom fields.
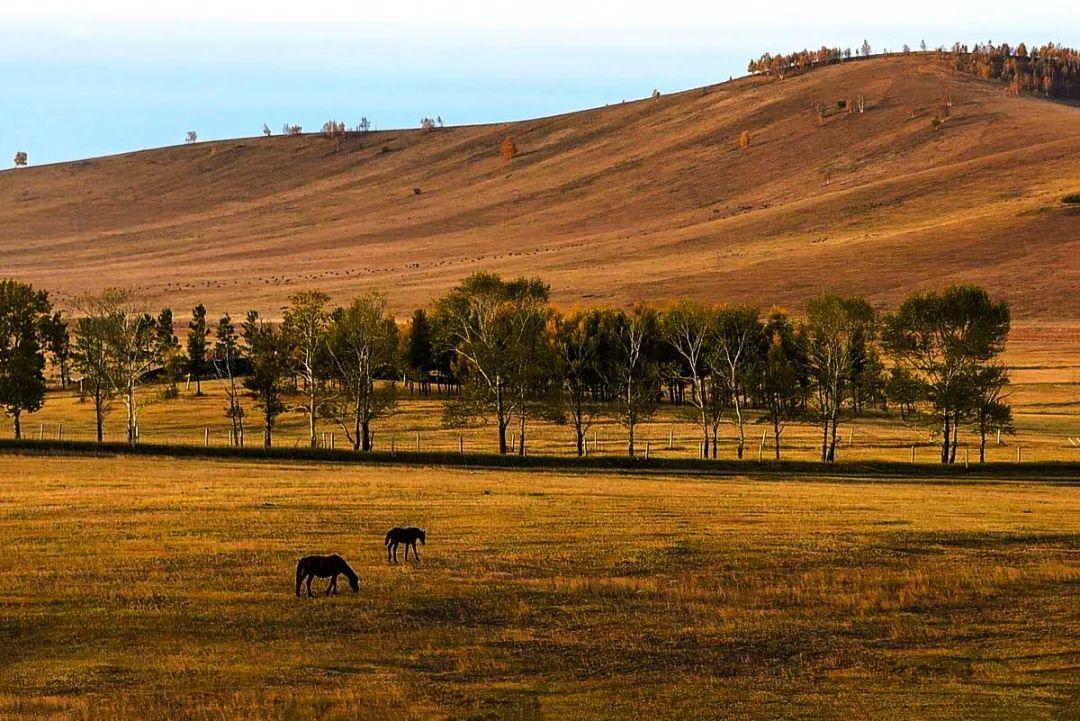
left=2, top=3, right=1078, bottom=166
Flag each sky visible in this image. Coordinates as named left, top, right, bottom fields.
left=2, top=2, right=1078, bottom=166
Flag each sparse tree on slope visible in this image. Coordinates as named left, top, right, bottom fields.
left=283, top=290, right=332, bottom=448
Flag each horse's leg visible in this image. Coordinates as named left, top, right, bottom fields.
left=295, top=566, right=304, bottom=597
left=306, top=574, right=314, bottom=598
left=392, top=543, right=399, bottom=563
left=387, top=542, right=393, bottom=563
left=412, top=542, right=420, bottom=562
left=326, top=574, right=336, bottom=596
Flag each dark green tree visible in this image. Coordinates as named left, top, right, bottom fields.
left=241, top=310, right=290, bottom=448
left=43, top=310, right=71, bottom=390
left=186, top=304, right=209, bottom=395
left=0, top=280, right=52, bottom=439
left=883, top=285, right=1010, bottom=464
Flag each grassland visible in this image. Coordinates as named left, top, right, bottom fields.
left=2, top=55, right=1078, bottom=320
left=0, top=454, right=1077, bottom=720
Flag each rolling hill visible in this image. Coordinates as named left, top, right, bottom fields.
left=1, top=55, right=1078, bottom=323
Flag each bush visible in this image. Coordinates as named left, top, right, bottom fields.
left=1063, top=193, right=1080, bottom=204
left=13, top=151, right=27, bottom=167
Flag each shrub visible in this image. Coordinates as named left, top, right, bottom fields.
left=500, top=137, right=518, bottom=160
left=283, top=124, right=302, bottom=136
left=738, top=130, right=751, bottom=149
left=13, top=151, right=27, bottom=167
left=185, top=131, right=198, bottom=144
left=1063, top=193, right=1080, bottom=204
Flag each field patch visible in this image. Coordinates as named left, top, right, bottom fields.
left=0, top=456, right=1077, bottom=720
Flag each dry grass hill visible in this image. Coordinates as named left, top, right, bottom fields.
left=2, top=55, right=1078, bottom=323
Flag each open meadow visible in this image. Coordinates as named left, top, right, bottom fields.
left=1, top=453, right=1077, bottom=720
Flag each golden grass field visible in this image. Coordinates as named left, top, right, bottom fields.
left=1, top=55, right=1078, bottom=320
left=0, top=454, right=1077, bottom=720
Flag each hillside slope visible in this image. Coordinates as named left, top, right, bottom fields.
left=1, top=55, right=1078, bottom=321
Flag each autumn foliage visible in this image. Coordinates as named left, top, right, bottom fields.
left=500, top=137, right=518, bottom=160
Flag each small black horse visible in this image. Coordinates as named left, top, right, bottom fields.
left=295, top=554, right=360, bottom=597
left=385, top=527, right=426, bottom=562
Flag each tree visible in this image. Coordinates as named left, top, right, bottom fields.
left=861, top=39, right=872, bottom=57
left=216, top=314, right=245, bottom=446
left=609, top=306, right=660, bottom=456
left=13, top=151, right=27, bottom=167
left=283, top=290, right=332, bottom=448
left=262, top=124, right=272, bottom=137
left=883, top=285, right=1010, bottom=464
left=501, top=137, right=518, bottom=160
left=885, top=366, right=920, bottom=420
left=759, top=310, right=806, bottom=460
left=920, top=40, right=928, bottom=52
left=43, top=310, right=71, bottom=390
left=708, top=306, right=763, bottom=459
left=324, top=292, right=399, bottom=451
left=805, top=295, right=875, bottom=462
left=434, top=272, right=551, bottom=454
left=969, top=365, right=1013, bottom=463
left=186, top=131, right=198, bottom=143
left=357, top=117, right=372, bottom=133
left=74, top=289, right=156, bottom=444
left=405, top=309, right=435, bottom=394
left=241, top=310, right=289, bottom=448
left=662, top=301, right=716, bottom=457
left=554, top=309, right=609, bottom=457
left=186, top=304, right=209, bottom=395
left=155, top=308, right=182, bottom=398
left=0, top=280, right=51, bottom=439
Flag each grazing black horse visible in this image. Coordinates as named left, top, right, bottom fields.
left=385, top=527, right=426, bottom=562
left=295, top=554, right=360, bottom=597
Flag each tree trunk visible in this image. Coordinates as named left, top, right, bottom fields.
left=264, top=412, right=272, bottom=448
left=773, top=413, right=782, bottom=460
left=13, top=410, right=20, bottom=440
left=95, top=386, right=104, bottom=443
left=518, top=412, right=526, bottom=457
left=940, top=415, right=951, bottom=464
left=362, top=419, right=371, bottom=452
left=734, top=395, right=745, bottom=459
left=496, top=381, right=507, bottom=454
left=308, top=382, right=317, bottom=448
left=820, top=415, right=830, bottom=463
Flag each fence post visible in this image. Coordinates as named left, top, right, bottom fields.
left=415, top=432, right=420, bottom=452
left=330, top=433, right=335, bottom=450
left=1016, top=446, right=1022, bottom=462
left=57, top=422, right=63, bottom=441
left=39, top=422, right=44, bottom=440
left=459, top=435, right=464, bottom=455
left=911, top=445, right=916, bottom=463
left=668, top=428, right=674, bottom=450
left=964, top=448, right=969, bottom=468
left=204, top=428, right=209, bottom=447
left=645, top=441, right=650, bottom=459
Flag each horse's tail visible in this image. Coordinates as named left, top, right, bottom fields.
left=294, top=559, right=305, bottom=597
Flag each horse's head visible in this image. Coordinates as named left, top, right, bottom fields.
left=419, top=530, right=426, bottom=545
left=348, top=575, right=360, bottom=592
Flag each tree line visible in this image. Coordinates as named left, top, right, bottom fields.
left=0, top=275, right=1013, bottom=464
left=747, top=41, right=1080, bottom=100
